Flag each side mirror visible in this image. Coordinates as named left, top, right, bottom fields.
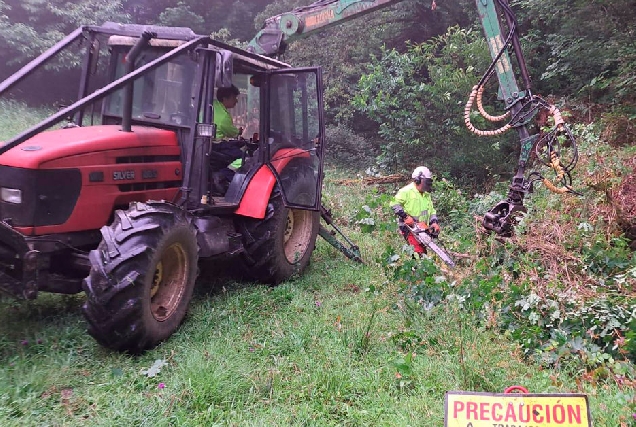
left=215, top=50, right=233, bottom=88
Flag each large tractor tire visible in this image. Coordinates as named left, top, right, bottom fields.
left=238, top=163, right=319, bottom=285
left=82, top=202, right=198, bottom=353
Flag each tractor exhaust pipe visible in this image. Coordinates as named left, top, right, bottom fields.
left=121, top=30, right=155, bottom=132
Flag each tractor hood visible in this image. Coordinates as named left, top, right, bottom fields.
left=0, top=125, right=178, bottom=169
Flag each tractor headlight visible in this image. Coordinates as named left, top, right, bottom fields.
left=1, top=187, right=22, bottom=204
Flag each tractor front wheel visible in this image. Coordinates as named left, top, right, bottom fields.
left=82, top=202, right=198, bottom=353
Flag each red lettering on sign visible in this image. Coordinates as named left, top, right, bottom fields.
left=505, top=403, right=517, bottom=422
left=479, top=402, right=490, bottom=421
left=453, top=401, right=465, bottom=418
left=533, top=404, right=544, bottom=423
left=519, top=404, right=531, bottom=423
left=449, top=398, right=584, bottom=424
left=554, top=404, right=566, bottom=424
left=492, top=403, right=503, bottom=421
left=466, top=401, right=478, bottom=419
left=568, top=405, right=582, bottom=423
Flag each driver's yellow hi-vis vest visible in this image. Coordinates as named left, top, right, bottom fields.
left=390, top=182, right=436, bottom=223
left=213, top=100, right=240, bottom=139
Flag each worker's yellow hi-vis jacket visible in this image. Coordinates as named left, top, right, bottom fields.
left=390, top=182, right=436, bottom=224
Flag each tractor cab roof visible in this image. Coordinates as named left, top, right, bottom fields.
left=101, top=22, right=290, bottom=72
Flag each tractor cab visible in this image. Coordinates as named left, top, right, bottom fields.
left=98, top=25, right=324, bottom=211
left=104, top=37, right=199, bottom=128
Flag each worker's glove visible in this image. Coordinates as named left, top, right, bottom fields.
left=391, top=205, right=407, bottom=220
left=404, top=216, right=415, bottom=226
left=429, top=221, right=440, bottom=236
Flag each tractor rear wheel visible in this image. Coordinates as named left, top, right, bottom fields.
left=82, top=202, right=198, bottom=353
left=238, top=164, right=319, bottom=284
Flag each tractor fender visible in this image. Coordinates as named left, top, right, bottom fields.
left=235, top=148, right=310, bottom=219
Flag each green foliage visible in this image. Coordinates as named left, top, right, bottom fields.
left=353, top=27, right=517, bottom=188
left=324, top=124, right=370, bottom=167
left=130, top=0, right=272, bottom=42
left=352, top=189, right=393, bottom=234
left=517, top=0, right=636, bottom=108
left=257, top=0, right=473, bottom=131
left=392, top=351, right=415, bottom=391
left=581, top=235, right=635, bottom=280
left=157, top=2, right=205, bottom=33
left=431, top=177, right=470, bottom=229
left=394, top=240, right=636, bottom=377
left=380, top=161, right=636, bottom=385
left=0, top=99, right=52, bottom=140
left=383, top=246, right=450, bottom=311
left=0, top=0, right=129, bottom=70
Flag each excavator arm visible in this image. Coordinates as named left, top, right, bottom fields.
left=469, top=0, right=579, bottom=236
left=247, top=0, right=402, bottom=57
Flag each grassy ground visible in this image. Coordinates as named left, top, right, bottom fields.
left=0, top=168, right=629, bottom=427
left=0, top=103, right=633, bottom=425
left=1, top=244, right=626, bottom=426
left=0, top=100, right=53, bottom=140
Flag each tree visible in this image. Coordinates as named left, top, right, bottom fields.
left=0, top=0, right=128, bottom=71
left=517, top=0, right=636, bottom=108
left=157, top=2, right=205, bottom=33
left=253, top=0, right=477, bottom=139
left=353, top=26, right=518, bottom=187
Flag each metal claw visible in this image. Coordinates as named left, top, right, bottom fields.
left=483, top=200, right=527, bottom=237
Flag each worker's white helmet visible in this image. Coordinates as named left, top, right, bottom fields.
left=411, top=166, right=432, bottom=181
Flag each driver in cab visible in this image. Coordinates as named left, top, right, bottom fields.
left=213, top=84, right=243, bottom=139
left=211, top=85, right=245, bottom=191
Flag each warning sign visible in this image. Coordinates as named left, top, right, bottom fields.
left=445, top=391, right=591, bottom=427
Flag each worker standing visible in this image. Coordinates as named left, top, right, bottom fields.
left=389, top=166, right=441, bottom=256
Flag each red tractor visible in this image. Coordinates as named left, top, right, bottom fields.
left=0, top=23, right=346, bottom=352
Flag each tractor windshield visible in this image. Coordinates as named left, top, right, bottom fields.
left=104, top=49, right=196, bottom=127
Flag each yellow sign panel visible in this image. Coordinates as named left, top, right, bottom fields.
left=445, top=391, right=591, bottom=427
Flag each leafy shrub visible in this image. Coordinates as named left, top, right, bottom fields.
left=353, top=189, right=394, bottom=233
left=353, top=26, right=518, bottom=188
left=324, top=124, right=373, bottom=167
left=382, top=248, right=450, bottom=312
left=431, top=177, right=470, bottom=229
left=581, top=235, right=635, bottom=280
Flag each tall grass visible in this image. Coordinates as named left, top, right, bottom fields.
left=3, top=264, right=625, bottom=426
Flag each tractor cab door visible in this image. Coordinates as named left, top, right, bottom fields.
left=263, top=67, right=325, bottom=210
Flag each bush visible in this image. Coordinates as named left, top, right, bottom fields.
left=324, top=124, right=375, bottom=167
